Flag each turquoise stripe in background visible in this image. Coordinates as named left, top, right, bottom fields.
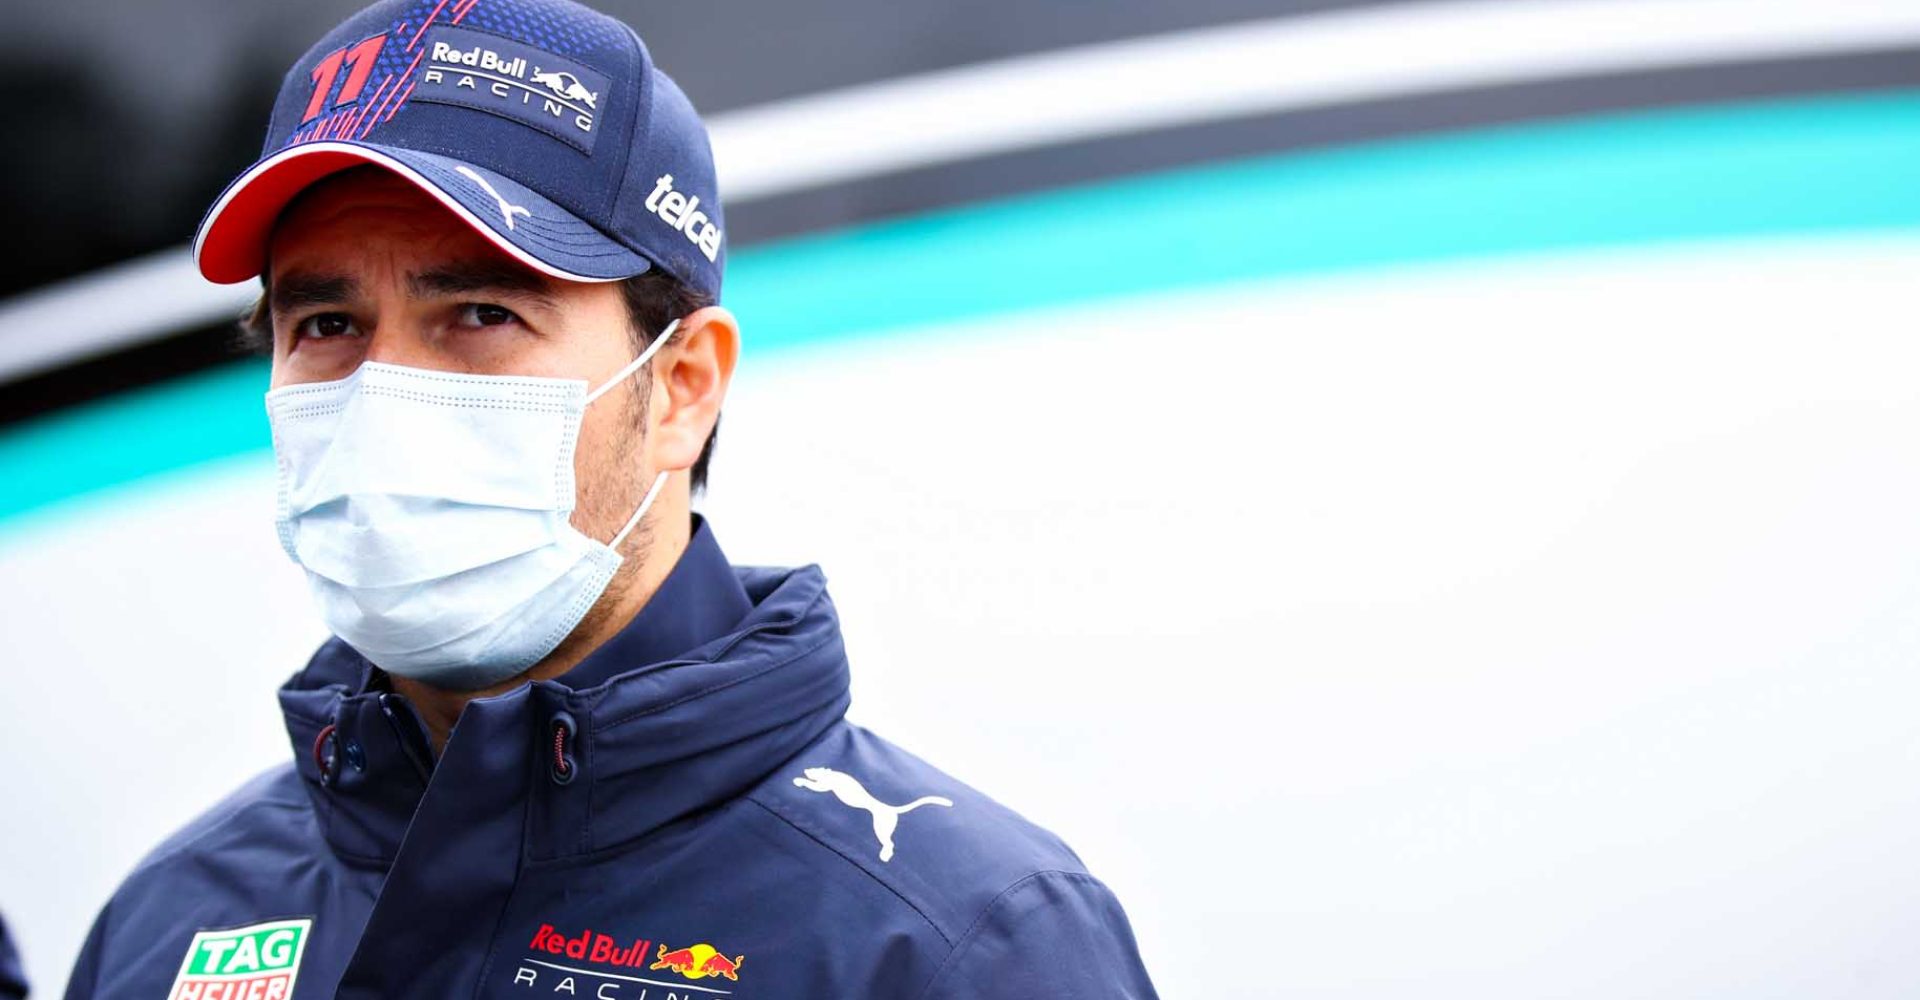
left=3, top=88, right=1919, bottom=523
left=731, top=87, right=1920, bottom=353
left=2, top=362, right=272, bottom=525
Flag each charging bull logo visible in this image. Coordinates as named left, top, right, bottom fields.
left=531, top=70, right=598, bottom=110
left=650, top=943, right=745, bottom=982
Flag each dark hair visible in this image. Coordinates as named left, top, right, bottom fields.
left=239, top=268, right=719, bottom=493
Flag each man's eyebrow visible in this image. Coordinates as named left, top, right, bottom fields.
left=270, top=272, right=358, bottom=313
left=408, top=261, right=560, bottom=308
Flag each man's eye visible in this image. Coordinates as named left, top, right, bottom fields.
left=459, top=303, right=521, bottom=327
left=295, top=313, right=359, bottom=340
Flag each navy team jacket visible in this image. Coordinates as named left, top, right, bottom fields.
left=0, top=911, right=26, bottom=999
left=64, top=522, right=1159, bottom=999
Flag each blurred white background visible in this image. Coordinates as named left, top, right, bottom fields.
left=8, top=233, right=1920, bottom=995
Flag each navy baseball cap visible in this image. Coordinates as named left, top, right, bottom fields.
left=194, top=0, right=724, bottom=298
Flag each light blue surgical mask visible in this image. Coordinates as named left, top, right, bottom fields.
left=265, top=320, right=679, bottom=690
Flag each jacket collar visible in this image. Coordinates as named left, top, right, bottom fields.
left=557, top=514, right=752, bottom=689
left=278, top=523, right=850, bottom=867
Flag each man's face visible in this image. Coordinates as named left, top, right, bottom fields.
left=264, top=167, right=656, bottom=555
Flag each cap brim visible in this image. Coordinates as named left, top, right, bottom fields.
left=194, top=141, right=652, bottom=285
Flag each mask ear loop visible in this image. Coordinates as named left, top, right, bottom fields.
left=585, top=317, right=681, bottom=405
left=587, top=317, right=684, bottom=551
left=610, top=470, right=670, bottom=551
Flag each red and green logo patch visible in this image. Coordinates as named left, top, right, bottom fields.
left=167, top=918, right=313, bottom=1000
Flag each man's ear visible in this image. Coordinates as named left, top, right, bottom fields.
left=648, top=304, right=738, bottom=473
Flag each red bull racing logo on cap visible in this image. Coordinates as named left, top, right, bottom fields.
left=414, top=23, right=610, bottom=152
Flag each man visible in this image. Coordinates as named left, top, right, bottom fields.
left=64, top=0, right=1158, bottom=997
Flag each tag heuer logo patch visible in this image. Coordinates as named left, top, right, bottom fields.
left=167, top=918, right=313, bottom=1000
